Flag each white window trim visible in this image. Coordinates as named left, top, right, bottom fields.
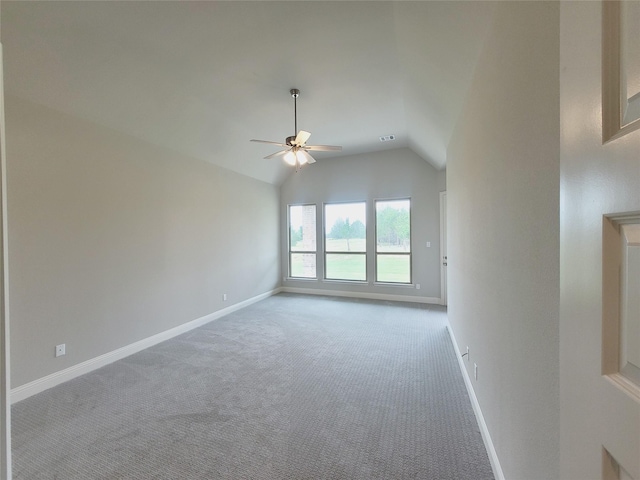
left=323, top=201, right=368, bottom=282
left=374, top=197, right=412, bottom=285
left=288, top=203, right=318, bottom=280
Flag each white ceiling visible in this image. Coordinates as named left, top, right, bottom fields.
left=1, top=1, right=495, bottom=185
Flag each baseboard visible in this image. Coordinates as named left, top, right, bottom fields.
left=446, top=324, right=505, bottom=480
left=11, top=288, right=283, bottom=404
left=281, top=286, right=440, bottom=305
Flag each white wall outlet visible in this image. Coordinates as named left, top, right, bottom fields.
left=474, top=363, right=478, bottom=381
left=426, top=241, right=431, bottom=248
left=416, top=283, right=421, bottom=290
left=223, top=293, right=227, bottom=301
left=55, top=344, right=66, bottom=357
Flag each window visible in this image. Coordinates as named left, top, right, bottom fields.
left=376, top=199, right=411, bottom=283
left=324, top=202, right=366, bottom=281
left=289, top=204, right=316, bottom=278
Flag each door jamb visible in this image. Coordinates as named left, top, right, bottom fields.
left=0, top=42, right=12, bottom=480
left=439, top=191, right=447, bottom=306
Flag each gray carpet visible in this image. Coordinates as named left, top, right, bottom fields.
left=12, top=293, right=494, bottom=479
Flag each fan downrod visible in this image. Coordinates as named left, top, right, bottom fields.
left=290, top=88, right=300, bottom=137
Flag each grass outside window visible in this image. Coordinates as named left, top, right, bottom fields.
left=375, top=199, right=411, bottom=284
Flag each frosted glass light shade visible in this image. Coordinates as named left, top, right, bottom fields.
left=284, top=151, right=296, bottom=165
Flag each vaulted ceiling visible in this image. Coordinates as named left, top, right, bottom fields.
left=1, top=1, right=495, bottom=185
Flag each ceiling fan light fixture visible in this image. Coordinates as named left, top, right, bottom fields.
left=250, top=88, right=341, bottom=166
left=284, top=150, right=297, bottom=165
left=297, top=149, right=316, bottom=165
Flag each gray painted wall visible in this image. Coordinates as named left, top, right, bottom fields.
left=280, top=148, right=442, bottom=301
left=447, top=2, right=560, bottom=479
left=6, top=96, right=280, bottom=388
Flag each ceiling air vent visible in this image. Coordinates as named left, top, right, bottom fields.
left=379, top=135, right=395, bottom=142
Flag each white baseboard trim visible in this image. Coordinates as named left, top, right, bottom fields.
left=446, top=324, right=505, bottom=480
left=11, top=288, right=283, bottom=404
left=281, top=286, right=440, bottom=305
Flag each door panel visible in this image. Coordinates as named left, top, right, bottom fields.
left=561, top=2, right=640, bottom=479
left=440, top=191, right=447, bottom=306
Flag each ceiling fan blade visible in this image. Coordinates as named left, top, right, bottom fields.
left=297, top=149, right=316, bottom=164
left=293, top=130, right=311, bottom=146
left=251, top=139, right=288, bottom=147
left=304, top=144, right=342, bottom=152
left=264, top=149, right=290, bottom=160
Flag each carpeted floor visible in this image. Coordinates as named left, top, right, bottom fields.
left=12, top=293, right=494, bottom=479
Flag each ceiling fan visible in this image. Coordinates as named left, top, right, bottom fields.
left=251, top=88, right=342, bottom=167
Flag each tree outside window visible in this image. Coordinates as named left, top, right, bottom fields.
left=376, top=199, right=411, bottom=283
left=289, top=204, right=316, bottom=278
left=324, top=202, right=366, bottom=281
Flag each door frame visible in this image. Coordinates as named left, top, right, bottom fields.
left=0, top=42, right=12, bottom=480
left=439, top=191, right=447, bottom=306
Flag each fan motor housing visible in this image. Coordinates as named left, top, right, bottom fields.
left=285, top=135, right=296, bottom=146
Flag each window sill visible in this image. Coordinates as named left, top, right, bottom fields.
left=322, top=279, right=369, bottom=285
left=285, top=279, right=415, bottom=288
left=373, top=282, right=415, bottom=288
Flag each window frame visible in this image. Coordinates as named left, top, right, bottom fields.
left=374, top=197, right=412, bottom=285
left=288, top=203, right=317, bottom=279
left=323, top=201, right=368, bottom=282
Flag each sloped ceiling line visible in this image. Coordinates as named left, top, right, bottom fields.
left=1, top=1, right=495, bottom=185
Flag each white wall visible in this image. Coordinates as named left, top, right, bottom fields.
left=6, top=96, right=280, bottom=388
left=560, top=2, right=640, bottom=479
left=280, top=148, right=442, bottom=301
left=447, top=2, right=560, bottom=479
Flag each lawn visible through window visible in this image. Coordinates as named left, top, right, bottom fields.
left=289, top=204, right=316, bottom=278
left=376, top=199, right=411, bottom=283
left=325, top=202, right=366, bottom=281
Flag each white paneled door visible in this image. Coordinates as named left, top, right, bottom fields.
left=561, top=2, right=640, bottom=479
left=440, top=191, right=447, bottom=306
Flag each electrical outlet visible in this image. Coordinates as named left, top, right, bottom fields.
left=466, top=346, right=470, bottom=360
left=55, top=344, right=66, bottom=357
left=415, top=283, right=421, bottom=290
left=474, top=363, right=478, bottom=381
left=426, top=241, right=431, bottom=248
left=223, top=293, right=227, bottom=301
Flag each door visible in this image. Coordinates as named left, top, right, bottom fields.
left=561, top=2, right=640, bottom=479
left=440, top=191, right=447, bottom=306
